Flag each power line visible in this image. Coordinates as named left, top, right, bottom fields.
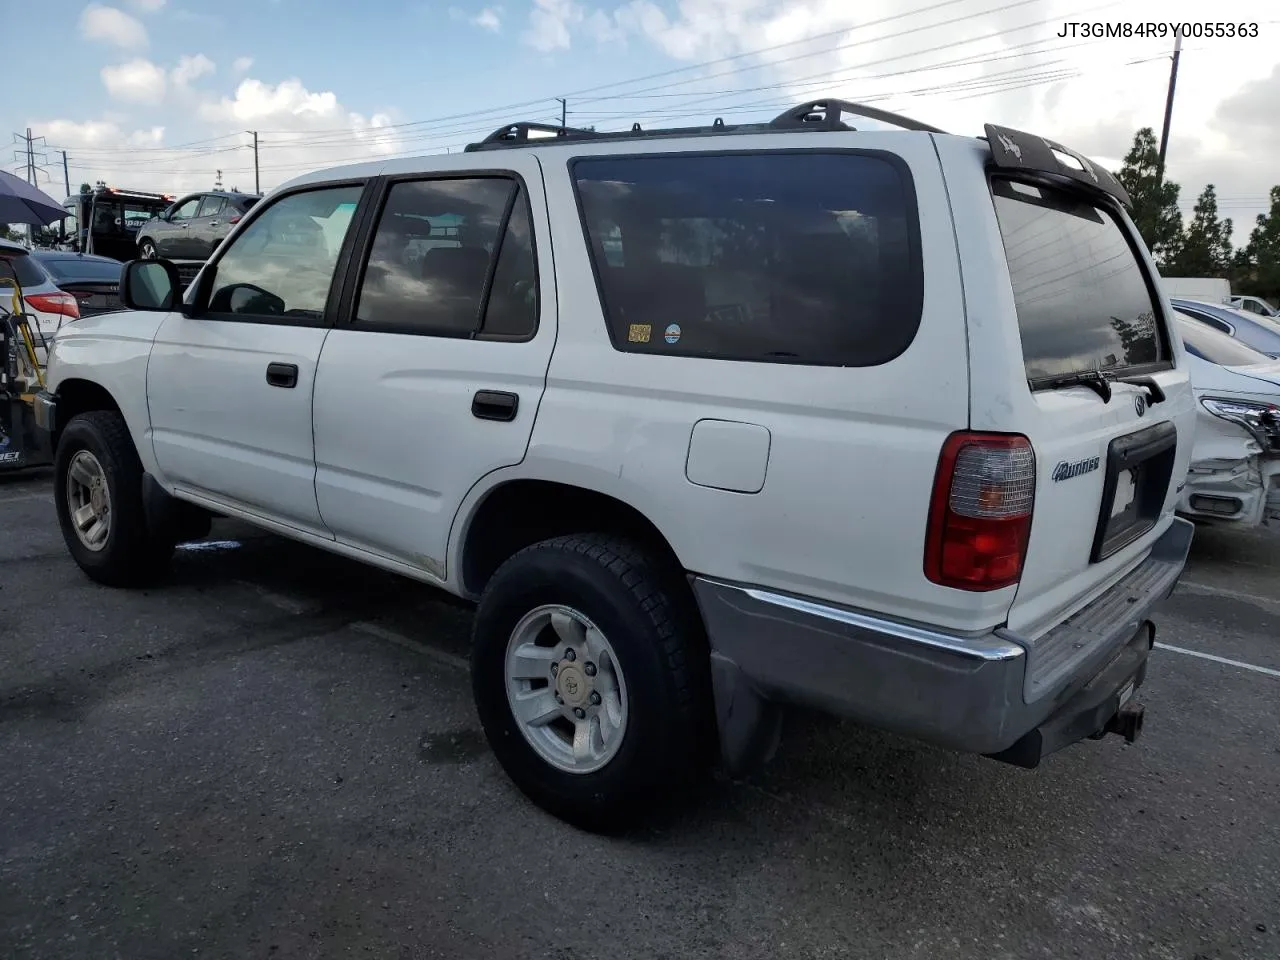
left=49, top=0, right=1093, bottom=162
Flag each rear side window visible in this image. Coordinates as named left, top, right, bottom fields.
left=1176, top=315, right=1268, bottom=366
left=0, top=254, right=50, bottom=288
left=992, top=178, right=1169, bottom=382
left=573, top=152, right=922, bottom=366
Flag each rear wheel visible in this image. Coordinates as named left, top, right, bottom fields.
left=139, top=240, right=157, bottom=259
left=53, top=411, right=174, bottom=587
left=471, top=534, right=711, bottom=832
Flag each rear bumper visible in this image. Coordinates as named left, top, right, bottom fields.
left=692, top=517, right=1193, bottom=775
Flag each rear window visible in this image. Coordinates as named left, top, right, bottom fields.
left=572, top=152, right=922, bottom=366
left=0, top=253, right=50, bottom=288
left=992, top=178, right=1169, bottom=382
left=1176, top=315, right=1268, bottom=366
left=40, top=257, right=122, bottom=282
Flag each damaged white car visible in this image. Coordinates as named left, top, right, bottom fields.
left=1177, top=312, right=1280, bottom=527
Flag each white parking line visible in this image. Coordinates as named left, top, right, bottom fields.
left=351, top=621, right=470, bottom=672
left=1178, top=579, right=1280, bottom=610
left=1156, top=643, right=1280, bottom=679
left=231, top=579, right=312, bottom=615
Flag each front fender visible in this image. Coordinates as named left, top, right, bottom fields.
left=45, top=310, right=166, bottom=477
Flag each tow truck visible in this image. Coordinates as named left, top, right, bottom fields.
left=57, top=185, right=175, bottom=262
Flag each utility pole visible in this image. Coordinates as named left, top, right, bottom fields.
left=25, top=127, right=34, bottom=184
left=248, top=130, right=260, bottom=195
left=62, top=150, right=70, bottom=196
left=215, top=169, right=223, bottom=190
left=1156, top=32, right=1182, bottom=188
left=557, top=98, right=567, bottom=129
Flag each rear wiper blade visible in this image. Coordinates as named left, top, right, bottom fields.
left=1030, top=370, right=1114, bottom=402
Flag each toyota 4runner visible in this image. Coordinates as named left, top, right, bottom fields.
left=34, top=100, right=1196, bottom=831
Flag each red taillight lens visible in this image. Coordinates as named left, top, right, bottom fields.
left=25, top=292, right=80, bottom=320
left=925, top=432, right=1035, bottom=591
left=228, top=215, right=241, bottom=224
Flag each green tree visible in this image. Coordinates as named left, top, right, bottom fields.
left=1238, top=186, right=1280, bottom=303
left=1115, top=128, right=1183, bottom=266
left=1170, top=183, right=1233, bottom=277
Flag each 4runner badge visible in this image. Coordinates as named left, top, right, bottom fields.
left=1052, top=457, right=1100, bottom=482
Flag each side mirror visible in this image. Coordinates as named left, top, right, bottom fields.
left=121, top=259, right=181, bottom=311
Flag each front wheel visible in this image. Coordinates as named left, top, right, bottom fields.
left=139, top=240, right=157, bottom=259
left=53, top=411, right=174, bottom=587
left=471, top=534, right=712, bottom=832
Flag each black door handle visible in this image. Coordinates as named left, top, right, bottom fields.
left=266, top=362, right=298, bottom=388
left=472, top=390, right=519, bottom=422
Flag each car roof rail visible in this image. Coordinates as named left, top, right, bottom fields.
left=464, top=96, right=946, bottom=152
left=466, top=121, right=598, bottom=151
left=767, top=99, right=947, bottom=134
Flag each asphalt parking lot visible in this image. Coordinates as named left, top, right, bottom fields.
left=2, top=469, right=1278, bottom=960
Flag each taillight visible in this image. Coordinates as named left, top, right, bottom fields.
left=25, top=292, right=80, bottom=320
left=925, top=432, right=1035, bottom=591
left=228, top=215, right=241, bottom=224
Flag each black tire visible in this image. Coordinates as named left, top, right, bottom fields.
left=139, top=240, right=157, bottom=259
left=53, top=411, right=174, bottom=587
left=471, top=534, right=713, bottom=833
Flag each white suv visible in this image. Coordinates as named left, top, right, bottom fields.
left=35, top=100, right=1197, bottom=831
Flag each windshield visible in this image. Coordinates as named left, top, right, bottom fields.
left=40, top=257, right=123, bottom=282
left=991, top=178, right=1169, bottom=382
left=91, top=199, right=167, bottom=232
left=1177, top=313, right=1272, bottom=366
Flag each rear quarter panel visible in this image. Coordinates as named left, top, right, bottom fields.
left=509, top=131, right=1014, bottom=632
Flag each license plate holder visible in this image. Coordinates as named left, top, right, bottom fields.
left=1091, top=420, right=1177, bottom=563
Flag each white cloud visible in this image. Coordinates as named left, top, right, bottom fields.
left=36, top=118, right=166, bottom=150
left=129, top=0, right=166, bottom=10
left=474, top=7, right=502, bottom=31
left=79, top=4, right=149, bottom=49
left=41, top=75, right=400, bottom=200
left=524, top=0, right=582, bottom=52
left=171, top=53, right=216, bottom=86
left=232, top=56, right=254, bottom=75
left=101, top=58, right=167, bottom=103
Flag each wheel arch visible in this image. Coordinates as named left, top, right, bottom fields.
left=453, top=475, right=689, bottom=600
left=50, top=378, right=123, bottom=452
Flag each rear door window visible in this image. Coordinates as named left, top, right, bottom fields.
left=991, top=178, right=1170, bottom=382
left=572, top=152, right=922, bottom=366
left=351, top=176, right=538, bottom=339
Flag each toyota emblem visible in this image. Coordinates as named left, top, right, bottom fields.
left=1134, top=394, right=1146, bottom=417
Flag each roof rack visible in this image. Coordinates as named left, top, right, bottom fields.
left=464, top=97, right=946, bottom=152
left=768, top=99, right=947, bottom=134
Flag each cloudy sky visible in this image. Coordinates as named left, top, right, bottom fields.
left=7, top=0, right=1279, bottom=245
